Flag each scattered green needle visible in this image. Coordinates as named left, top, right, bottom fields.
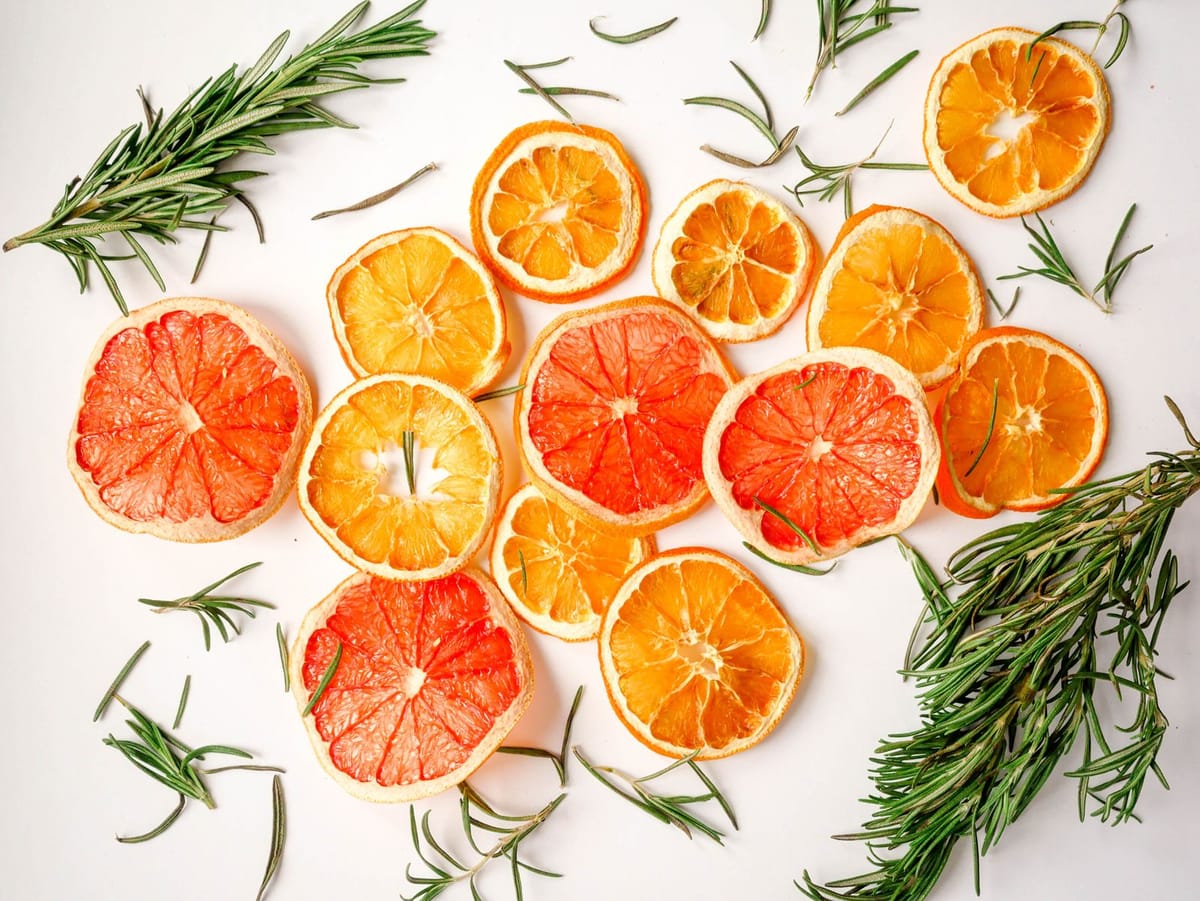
left=589, top=15, right=677, bottom=44
left=836, top=49, right=918, bottom=116
left=302, top=642, right=342, bottom=717
left=312, top=162, right=436, bottom=220
left=93, top=640, right=150, bottom=722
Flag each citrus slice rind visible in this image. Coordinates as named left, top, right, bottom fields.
left=297, top=373, right=502, bottom=581
left=598, top=547, right=804, bottom=759
left=290, top=568, right=533, bottom=802
left=923, top=27, right=1111, bottom=218
left=68, top=297, right=314, bottom=543
left=327, top=227, right=510, bottom=394
left=651, top=179, right=818, bottom=343
left=702, top=347, right=939, bottom=565
left=489, top=483, right=656, bottom=641
left=515, top=297, right=737, bottom=536
left=806, top=205, right=984, bottom=389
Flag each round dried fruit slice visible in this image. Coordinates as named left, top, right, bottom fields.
left=598, top=548, right=804, bottom=759
left=703, top=348, right=939, bottom=565
left=516, top=297, right=737, bottom=536
left=924, top=27, right=1111, bottom=217
left=651, top=179, right=818, bottom=342
left=937, top=326, right=1108, bottom=517
left=806, top=205, right=984, bottom=389
left=291, top=568, right=533, bottom=802
left=470, top=120, right=648, bottom=302
left=490, top=483, right=656, bottom=641
left=327, top=228, right=509, bottom=394
left=297, top=374, right=501, bottom=580
left=69, top=297, right=313, bottom=542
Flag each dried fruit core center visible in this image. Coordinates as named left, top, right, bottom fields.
left=536, top=201, right=569, bottom=223
left=984, top=109, right=1034, bottom=159
left=809, top=435, right=834, bottom=461
left=1008, top=404, right=1043, bottom=434
left=611, top=396, right=638, bottom=417
left=178, top=401, right=204, bottom=435
left=403, top=666, right=428, bottom=696
left=677, top=629, right=722, bottom=679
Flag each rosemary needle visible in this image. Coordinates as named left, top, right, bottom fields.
left=743, top=542, right=837, bottom=576
left=836, top=49, right=918, bottom=117
left=686, top=61, right=794, bottom=167
left=1028, top=1, right=1132, bottom=69
left=807, top=1, right=920, bottom=101
left=986, top=285, right=1021, bottom=320
left=256, top=775, right=286, bottom=901
left=276, top=623, right=290, bottom=692
left=472, top=383, right=525, bottom=402
left=589, top=15, right=677, bottom=44
left=93, top=640, right=150, bottom=722
left=504, top=57, right=575, bottom=122
left=495, top=685, right=583, bottom=787
left=401, top=430, right=417, bottom=495
left=518, top=549, right=529, bottom=597
left=302, top=642, right=342, bottom=717
left=962, top=379, right=999, bottom=479
left=190, top=216, right=218, bottom=283
left=311, top=162, right=436, bottom=220
left=753, top=496, right=821, bottom=556
left=173, top=674, right=191, bottom=731
left=754, top=0, right=772, bottom=40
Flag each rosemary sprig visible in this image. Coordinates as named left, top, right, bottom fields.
left=496, top=685, right=584, bottom=787
left=807, top=1, right=919, bottom=101
left=173, top=675, right=191, bottom=730
left=301, top=642, right=343, bottom=717
left=799, top=397, right=1200, bottom=901
left=93, top=639, right=151, bottom=722
left=138, top=562, right=272, bottom=651
left=589, top=15, right=677, bottom=44
left=256, top=775, right=287, bottom=901
left=685, top=62, right=797, bottom=168
left=401, top=430, right=417, bottom=495
left=986, top=285, right=1021, bottom=320
left=3, top=1, right=435, bottom=313
left=835, top=49, right=918, bottom=117
left=473, top=384, right=525, bottom=403
left=1028, top=0, right=1131, bottom=69
left=791, top=124, right=927, bottom=219
left=276, top=624, right=291, bottom=692
left=505, top=57, right=617, bottom=121
left=755, top=1, right=772, bottom=40
left=312, top=161, right=436, bottom=220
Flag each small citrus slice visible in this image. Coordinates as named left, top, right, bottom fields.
left=937, top=326, right=1108, bottom=517
left=703, top=348, right=939, bottom=565
left=490, top=483, right=656, bottom=641
left=470, top=120, right=648, bottom=302
left=291, top=568, right=533, bottom=802
left=516, top=297, right=737, bottom=535
left=327, top=228, right=509, bottom=394
left=297, top=374, right=501, bottom=580
left=69, top=297, right=313, bottom=542
left=806, top=205, right=984, bottom=389
left=651, top=179, right=818, bottom=342
left=924, top=27, right=1111, bottom=217
left=598, top=548, right=804, bottom=759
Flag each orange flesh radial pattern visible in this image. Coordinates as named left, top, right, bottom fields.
left=703, top=348, right=939, bottom=565
left=938, top=326, right=1108, bottom=516
left=291, top=568, right=533, bottom=802
left=516, top=298, right=737, bottom=535
left=598, top=548, right=804, bottom=759
left=924, top=27, right=1110, bottom=217
left=69, top=297, right=312, bottom=542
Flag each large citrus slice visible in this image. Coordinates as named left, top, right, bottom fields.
left=291, top=568, right=533, bottom=802
left=924, top=27, right=1111, bottom=217
left=651, top=179, right=818, bottom=342
left=516, top=297, right=737, bottom=535
left=297, top=374, right=501, bottom=580
left=937, top=326, right=1108, bottom=517
left=598, top=548, right=804, bottom=759
left=470, top=120, right=648, bottom=302
left=703, top=348, right=938, bottom=565
left=806, top=205, right=984, bottom=389
left=68, top=297, right=312, bottom=542
left=490, top=483, right=656, bottom=641
left=326, top=228, right=509, bottom=394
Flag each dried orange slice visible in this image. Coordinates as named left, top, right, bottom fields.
left=291, top=568, right=533, bottom=801
left=937, top=326, right=1108, bottom=517
left=327, top=228, right=509, bottom=394
left=703, top=348, right=939, bottom=565
left=516, top=297, right=737, bottom=536
left=297, top=374, right=501, bottom=580
left=924, top=27, right=1111, bottom=217
left=490, top=483, right=656, bottom=641
left=470, top=120, right=648, bottom=302
left=651, top=179, right=818, bottom=342
left=598, top=548, right=804, bottom=759
left=69, top=297, right=313, bottom=542
left=806, top=205, right=984, bottom=389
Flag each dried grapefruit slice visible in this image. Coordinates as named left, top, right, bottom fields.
left=516, top=297, right=737, bottom=535
left=937, top=326, right=1108, bottom=517
left=470, top=120, right=648, bottom=302
left=598, top=548, right=804, bottom=759
left=703, top=348, right=939, bottom=565
left=924, top=27, right=1111, bottom=217
left=297, top=374, right=501, bottom=580
left=490, top=483, right=656, bottom=641
left=291, top=568, right=533, bottom=802
left=68, top=297, right=313, bottom=542
left=806, top=205, right=984, bottom=389
left=651, top=179, right=818, bottom=342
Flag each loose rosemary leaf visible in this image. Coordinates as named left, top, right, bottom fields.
left=589, top=15, right=677, bottom=44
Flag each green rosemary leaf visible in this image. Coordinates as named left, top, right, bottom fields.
left=94, top=640, right=151, bottom=722
left=402, top=430, right=417, bottom=495
left=190, top=216, right=218, bottom=283
left=504, top=59, right=575, bottom=122
left=986, top=286, right=1020, bottom=320
left=473, top=384, right=525, bottom=402
left=755, top=0, right=771, bottom=40
left=743, top=541, right=837, bottom=576
left=683, top=96, right=775, bottom=148
left=1165, top=396, right=1200, bottom=449
left=302, top=642, right=343, bottom=717
left=254, top=775, right=287, bottom=900
left=963, top=379, right=999, bottom=479
left=559, top=686, right=584, bottom=785
left=700, top=125, right=797, bottom=168
left=731, top=61, right=773, bottom=132
left=753, top=496, right=821, bottom=555
left=234, top=194, right=266, bottom=243
left=172, top=675, right=191, bottom=731
left=517, top=87, right=620, bottom=99
left=520, top=56, right=571, bottom=70
left=518, top=549, right=528, bottom=597
left=1026, top=20, right=1103, bottom=60
left=312, top=162, right=436, bottom=220
left=115, top=793, right=186, bottom=844
left=792, top=373, right=818, bottom=391
left=589, top=15, right=677, bottom=44
left=687, top=760, right=738, bottom=829
left=1104, top=13, right=1131, bottom=67
left=836, top=49, right=918, bottom=116
left=276, top=624, right=290, bottom=692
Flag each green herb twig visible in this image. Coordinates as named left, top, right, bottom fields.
left=312, top=161, right=436, bottom=220
left=473, top=383, right=525, bottom=403
left=93, top=639, right=151, bottom=722
left=685, top=62, right=797, bottom=168
left=256, top=775, right=287, bottom=901
left=962, top=379, right=999, bottom=479
left=589, top=15, right=677, bottom=44
left=807, top=1, right=919, bottom=101
left=401, top=430, right=417, bottom=495
left=1028, top=0, right=1132, bottom=69
left=301, top=641, right=343, bottom=716
left=2, top=1, right=435, bottom=314
left=743, top=542, right=837, bottom=577
left=276, top=624, right=291, bottom=692
left=835, top=49, right=919, bottom=117
left=505, top=57, right=618, bottom=122
left=172, top=675, right=192, bottom=730
left=496, top=685, right=584, bottom=787
left=986, top=285, right=1021, bottom=320
left=754, top=1, right=772, bottom=40
left=753, top=496, right=821, bottom=556
left=791, top=124, right=927, bottom=219
left=138, top=562, right=272, bottom=651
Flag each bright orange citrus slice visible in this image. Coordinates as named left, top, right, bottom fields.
left=937, top=326, right=1108, bottom=517
left=651, top=179, right=818, bottom=342
left=291, top=568, right=533, bottom=801
left=297, top=374, right=501, bottom=580
left=490, top=483, right=656, bottom=641
left=69, top=297, right=313, bottom=542
left=924, top=27, right=1110, bottom=217
left=516, top=297, right=737, bottom=535
left=806, top=205, right=984, bottom=389
left=470, top=120, right=648, bottom=302
left=598, top=547, right=804, bottom=759
left=703, top=347, right=939, bottom=565
left=327, top=228, right=509, bottom=394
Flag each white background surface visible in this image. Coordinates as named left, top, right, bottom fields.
left=1, top=1, right=1198, bottom=899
